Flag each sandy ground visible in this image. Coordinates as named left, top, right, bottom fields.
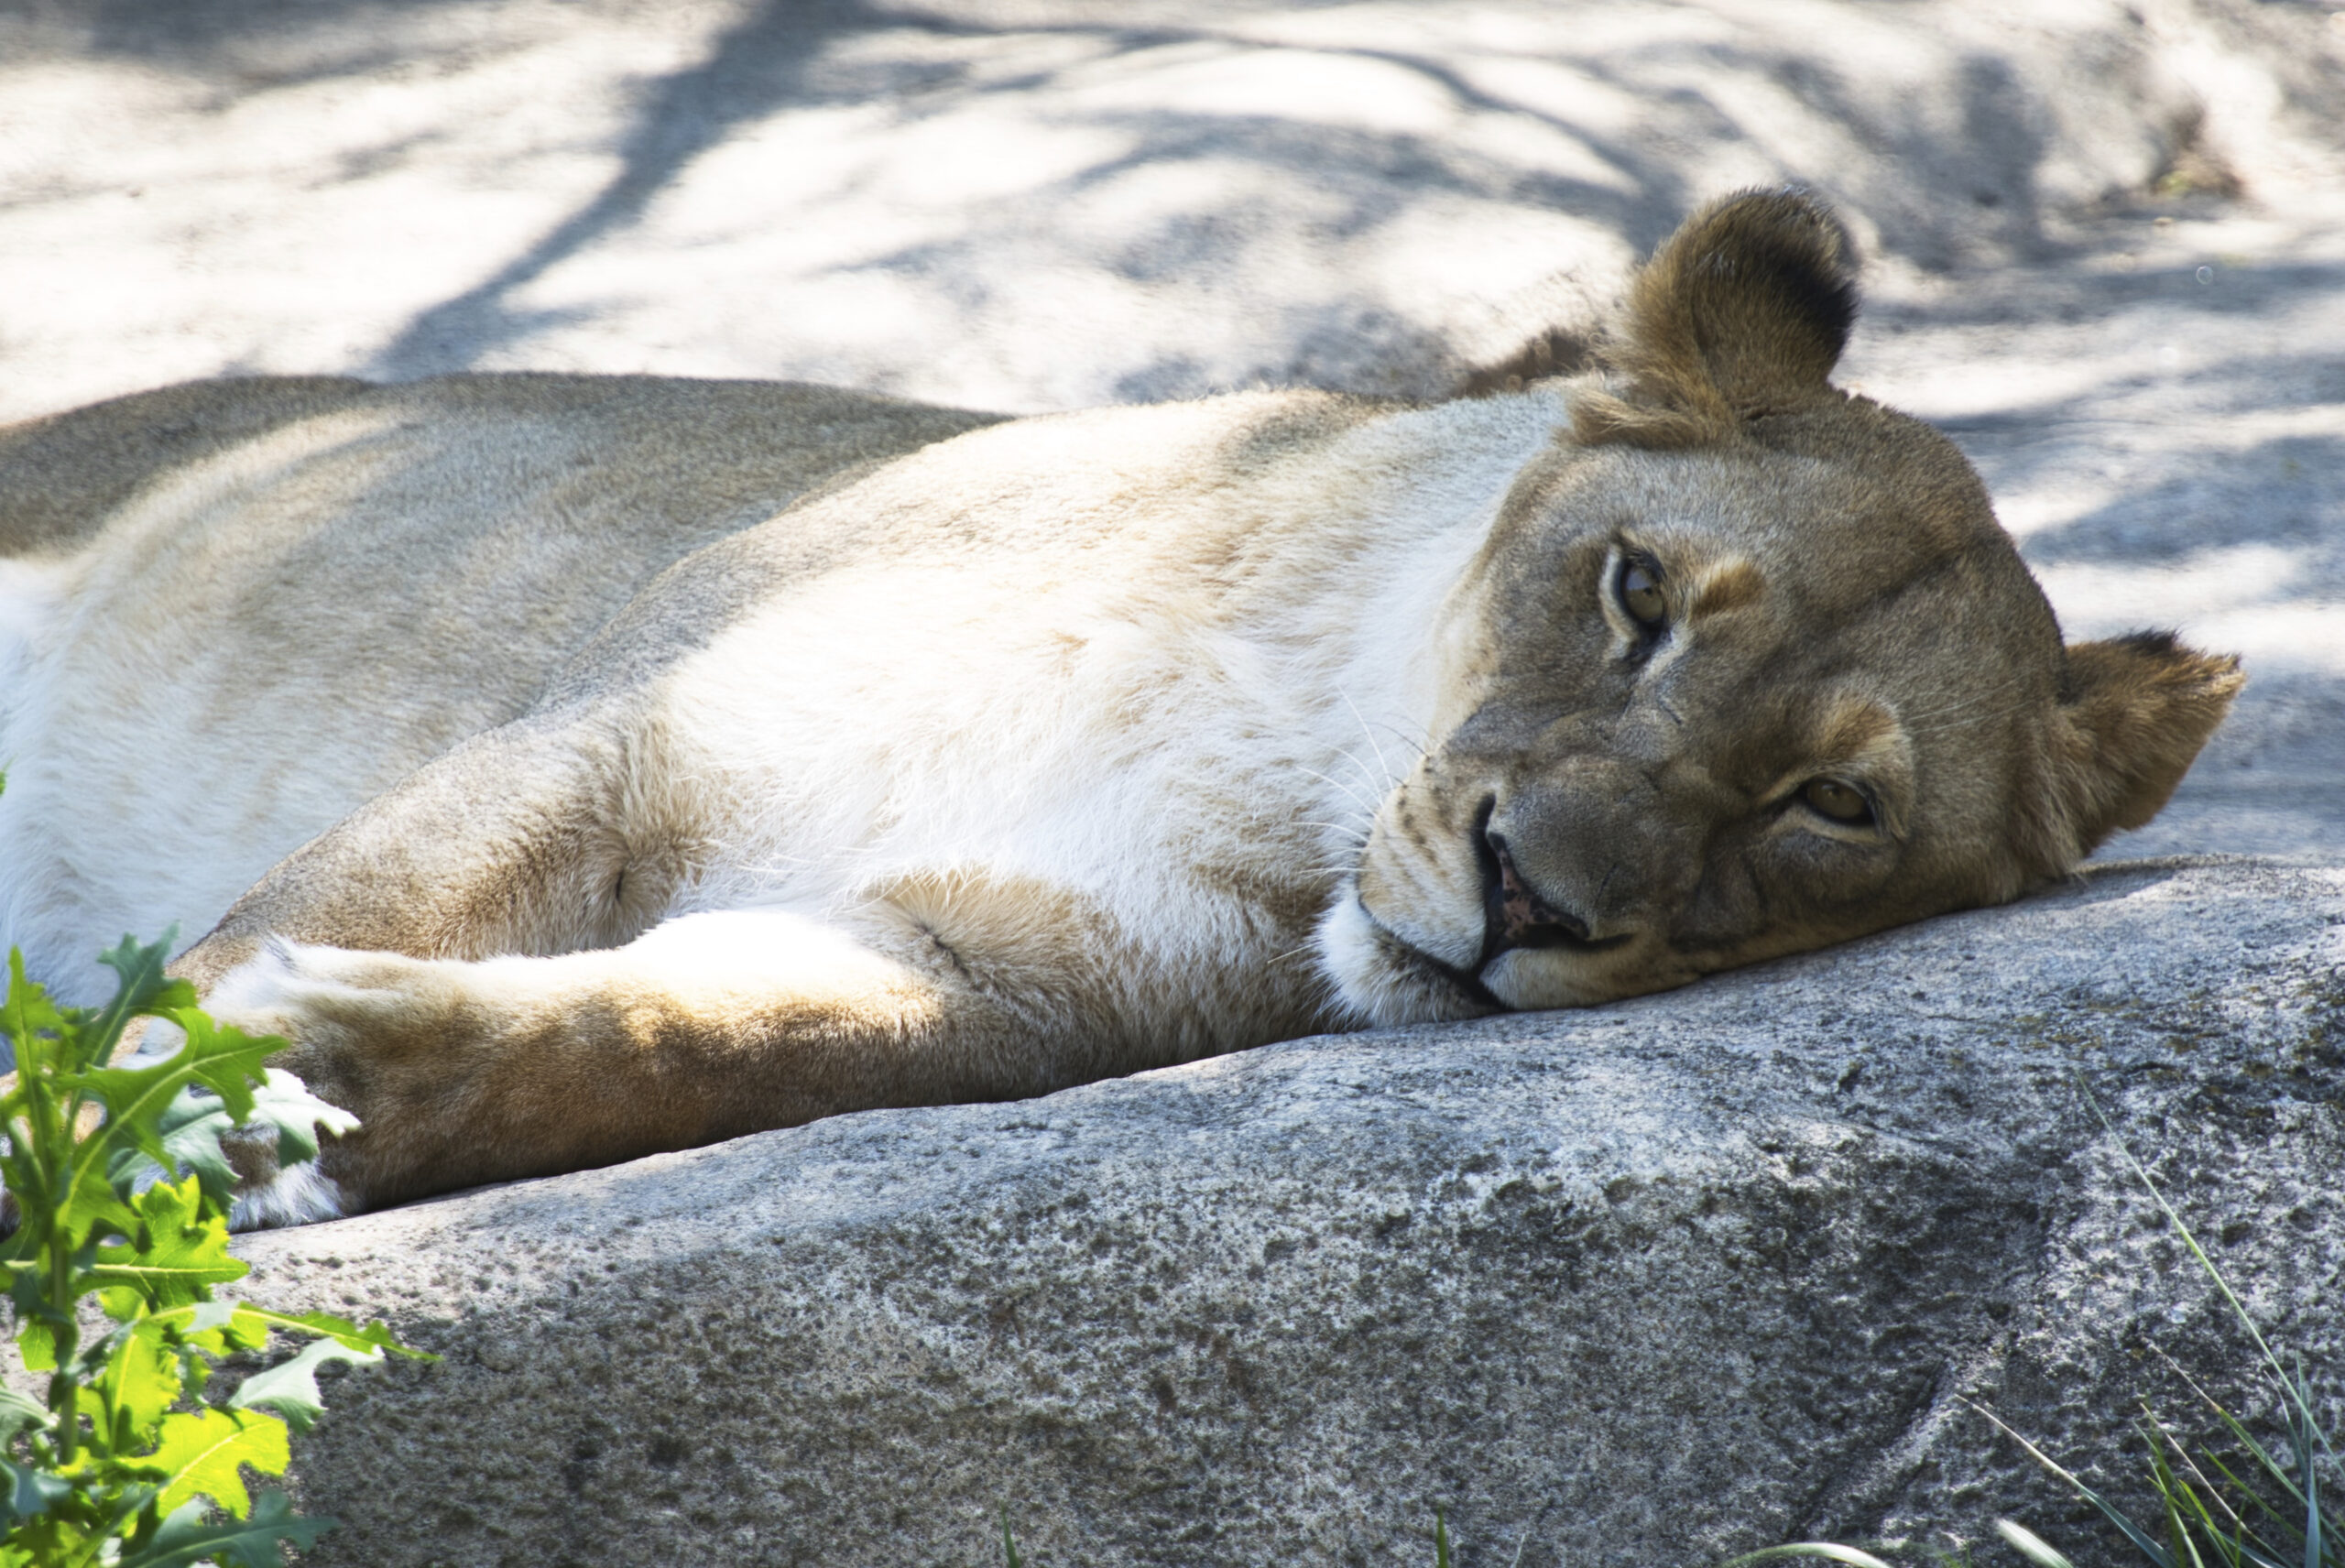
left=2, top=0, right=2340, bottom=861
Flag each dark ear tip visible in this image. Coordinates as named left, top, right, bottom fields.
left=1589, top=187, right=1867, bottom=442
left=1668, top=185, right=1854, bottom=266
left=2056, top=631, right=2245, bottom=850
left=2068, top=629, right=2246, bottom=699
left=1690, top=186, right=1860, bottom=336
left=1641, top=187, right=1862, bottom=388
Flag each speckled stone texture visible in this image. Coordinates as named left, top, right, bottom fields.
left=228, top=857, right=2343, bottom=1567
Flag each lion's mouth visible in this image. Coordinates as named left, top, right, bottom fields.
left=1358, top=905, right=1507, bottom=1014
left=1355, top=827, right=1641, bottom=1018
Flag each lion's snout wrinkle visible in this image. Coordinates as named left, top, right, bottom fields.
left=0, top=190, right=2243, bottom=1219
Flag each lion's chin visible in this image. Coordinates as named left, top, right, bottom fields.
left=1315, top=894, right=1491, bottom=1027
left=1478, top=944, right=1674, bottom=1011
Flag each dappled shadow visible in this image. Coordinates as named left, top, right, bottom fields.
left=133, top=0, right=2207, bottom=390
left=78, top=0, right=473, bottom=53
left=53, top=0, right=501, bottom=101
left=26, top=0, right=2337, bottom=415
left=340, top=3, right=1729, bottom=389
left=369, top=0, right=889, bottom=377
left=2015, top=429, right=2345, bottom=567
left=1875, top=257, right=2345, bottom=333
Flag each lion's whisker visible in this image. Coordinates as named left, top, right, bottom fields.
left=1294, top=767, right=1382, bottom=816
left=1339, top=690, right=1397, bottom=789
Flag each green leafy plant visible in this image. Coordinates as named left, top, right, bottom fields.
left=0, top=931, right=429, bottom=1567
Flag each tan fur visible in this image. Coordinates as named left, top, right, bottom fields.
left=0, top=192, right=2239, bottom=1224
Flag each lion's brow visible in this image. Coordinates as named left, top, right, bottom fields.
left=1690, top=557, right=1764, bottom=617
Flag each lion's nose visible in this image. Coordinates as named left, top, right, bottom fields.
left=1477, top=827, right=1629, bottom=964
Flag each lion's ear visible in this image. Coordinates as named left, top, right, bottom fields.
left=1576, top=188, right=1859, bottom=446
left=2055, top=631, right=2244, bottom=853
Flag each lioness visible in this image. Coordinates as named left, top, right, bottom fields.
left=0, top=192, right=2239, bottom=1227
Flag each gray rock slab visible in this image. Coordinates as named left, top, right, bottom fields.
left=229, top=857, right=2345, bottom=1567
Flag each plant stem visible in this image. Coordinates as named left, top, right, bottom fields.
left=50, top=1216, right=78, bottom=1464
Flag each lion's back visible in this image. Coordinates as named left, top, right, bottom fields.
left=0, top=373, right=1003, bottom=561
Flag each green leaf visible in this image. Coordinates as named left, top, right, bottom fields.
left=79, top=1055, right=204, bottom=1183
left=229, top=1306, right=431, bottom=1361
left=116, top=1491, right=335, bottom=1568
left=0, top=1457, right=74, bottom=1523
left=229, top=1336, right=385, bottom=1435
left=242, top=1068, right=357, bottom=1169
left=0, top=953, right=72, bottom=1263
left=0, top=935, right=389, bottom=1568
left=109, top=1086, right=240, bottom=1199
left=1, top=950, right=71, bottom=1075
left=0, top=1385, right=48, bottom=1438
left=160, top=1010, right=278, bottom=1127
left=77, top=1015, right=277, bottom=1197
left=141, top=1407, right=289, bottom=1519
left=115, top=1071, right=357, bottom=1205
left=84, top=932, right=194, bottom=1073
left=15, top=1316, right=56, bottom=1374
left=94, top=1317, right=188, bottom=1452
left=89, top=1175, right=246, bottom=1317
left=1717, top=1549, right=1897, bottom=1568
left=61, top=1010, right=281, bottom=1240
left=180, top=1301, right=271, bottom=1359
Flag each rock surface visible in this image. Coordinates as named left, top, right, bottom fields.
left=230, top=857, right=2345, bottom=1567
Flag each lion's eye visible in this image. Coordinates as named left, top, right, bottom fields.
left=1616, top=557, right=1667, bottom=628
left=1801, top=779, right=1875, bottom=825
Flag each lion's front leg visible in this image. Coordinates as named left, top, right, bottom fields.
left=205, top=909, right=1018, bottom=1225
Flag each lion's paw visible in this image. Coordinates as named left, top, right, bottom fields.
left=204, top=939, right=464, bottom=1225
left=226, top=1154, right=348, bottom=1230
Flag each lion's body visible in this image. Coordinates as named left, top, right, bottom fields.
left=0, top=194, right=2240, bottom=1226
left=0, top=374, right=1009, bottom=990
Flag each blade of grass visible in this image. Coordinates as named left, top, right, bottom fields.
left=2148, top=1422, right=2293, bottom=1568
left=2143, top=1356, right=2303, bottom=1554
left=2292, top=1378, right=2322, bottom=1568
left=2143, top=1424, right=2215, bottom=1568
left=2197, top=1443, right=2312, bottom=1558
left=2073, top=1080, right=2331, bottom=1461
left=1965, top=1399, right=2175, bottom=1568
left=2151, top=1342, right=2323, bottom=1541
left=1718, top=1545, right=1896, bottom=1567
left=1996, top=1518, right=2078, bottom=1568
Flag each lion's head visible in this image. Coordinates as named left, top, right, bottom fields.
left=1324, top=190, right=2241, bottom=1024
